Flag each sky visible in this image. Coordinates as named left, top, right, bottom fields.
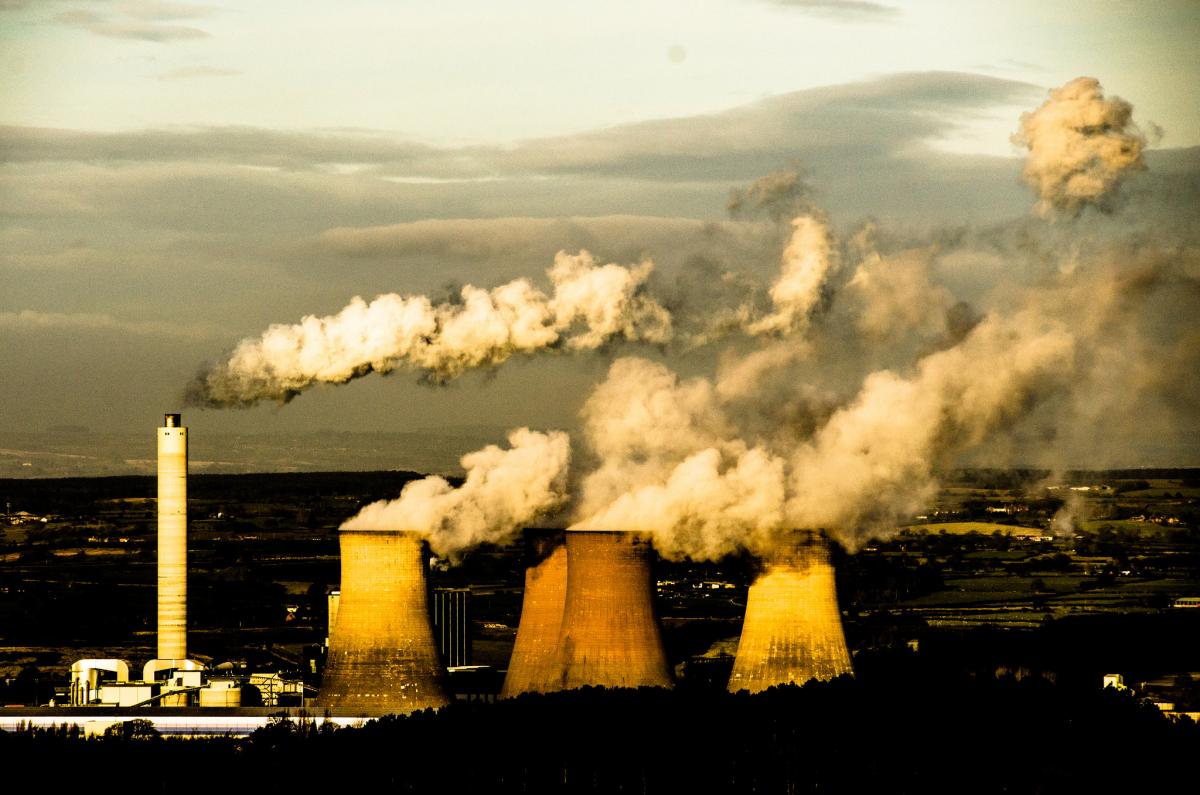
left=1, top=0, right=1198, bottom=480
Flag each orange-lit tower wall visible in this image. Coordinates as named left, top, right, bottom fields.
left=500, top=532, right=568, bottom=698
left=556, top=530, right=673, bottom=691
left=157, top=413, right=188, bottom=661
left=317, top=530, right=449, bottom=716
left=727, top=531, right=852, bottom=693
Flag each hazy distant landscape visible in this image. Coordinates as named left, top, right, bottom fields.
left=0, top=427, right=510, bottom=479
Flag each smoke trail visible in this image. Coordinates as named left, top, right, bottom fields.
left=185, top=251, right=671, bottom=407
left=785, top=309, right=1075, bottom=549
left=726, top=165, right=812, bottom=222
left=1012, top=76, right=1148, bottom=215
left=1050, top=489, right=1091, bottom=538
left=569, top=307, right=1075, bottom=559
left=746, top=215, right=838, bottom=336
left=846, top=242, right=955, bottom=340
left=341, top=427, right=570, bottom=559
left=571, top=356, right=734, bottom=525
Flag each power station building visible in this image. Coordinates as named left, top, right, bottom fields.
left=431, top=587, right=472, bottom=668
left=65, top=415, right=216, bottom=708
left=35, top=413, right=854, bottom=726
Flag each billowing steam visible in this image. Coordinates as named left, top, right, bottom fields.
left=1050, top=489, right=1091, bottom=538
left=185, top=251, right=671, bottom=407
left=193, top=75, right=1193, bottom=564
left=726, top=166, right=812, bottom=222
left=1012, top=76, right=1148, bottom=215
left=341, top=427, right=570, bottom=559
left=783, top=310, right=1075, bottom=546
left=569, top=308, right=1075, bottom=557
left=746, top=215, right=838, bottom=336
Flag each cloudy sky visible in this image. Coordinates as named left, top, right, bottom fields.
left=1, top=0, right=1198, bottom=474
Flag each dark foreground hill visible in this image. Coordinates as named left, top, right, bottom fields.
left=4, top=658, right=1196, bottom=794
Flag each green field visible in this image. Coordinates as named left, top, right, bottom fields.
left=1080, top=519, right=1180, bottom=535
left=901, top=522, right=1044, bottom=537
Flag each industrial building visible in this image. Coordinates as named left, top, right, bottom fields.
left=55, top=415, right=310, bottom=711
left=432, top=587, right=472, bottom=668
left=4, top=414, right=858, bottom=732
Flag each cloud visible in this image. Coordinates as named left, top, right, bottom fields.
left=118, top=1, right=218, bottom=21
left=55, top=9, right=209, bottom=41
left=318, top=215, right=762, bottom=263
left=159, top=66, right=240, bottom=80
left=0, top=309, right=219, bottom=338
left=757, top=0, right=898, bottom=19
left=0, top=72, right=1039, bottom=180
left=51, top=2, right=216, bottom=42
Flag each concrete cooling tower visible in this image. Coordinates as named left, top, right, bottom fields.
left=317, top=530, right=450, bottom=716
left=501, top=530, right=672, bottom=695
left=556, top=530, right=673, bottom=691
left=157, top=413, right=188, bottom=661
left=727, top=531, right=852, bottom=693
left=499, top=532, right=568, bottom=698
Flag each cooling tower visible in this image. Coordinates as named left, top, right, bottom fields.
left=157, top=413, right=187, bottom=661
left=499, top=532, right=567, bottom=697
left=555, top=530, right=673, bottom=691
left=727, top=531, right=852, bottom=693
left=317, top=530, right=449, bottom=716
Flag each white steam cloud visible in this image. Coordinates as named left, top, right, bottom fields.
left=1012, top=76, right=1148, bottom=215
left=341, top=427, right=570, bottom=559
left=191, top=76, right=1192, bottom=565
left=186, top=251, right=671, bottom=407
left=569, top=308, right=1074, bottom=558
left=746, top=215, right=838, bottom=336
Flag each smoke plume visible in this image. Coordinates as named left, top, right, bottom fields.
left=746, top=215, right=838, bottom=336
left=341, top=427, right=570, bottom=559
left=726, top=166, right=812, bottom=222
left=1012, top=76, right=1148, bottom=215
left=1050, top=489, right=1091, bottom=538
left=569, top=307, right=1075, bottom=557
left=784, top=310, right=1075, bottom=547
left=188, top=74, right=1196, bottom=564
left=185, top=251, right=671, bottom=407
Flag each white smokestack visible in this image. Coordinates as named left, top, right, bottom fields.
left=157, top=413, right=187, bottom=660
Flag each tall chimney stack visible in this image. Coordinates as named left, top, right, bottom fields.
left=555, top=530, right=673, bottom=691
left=317, top=530, right=449, bottom=716
left=727, top=531, right=852, bottom=693
left=157, top=413, right=187, bottom=661
left=500, top=531, right=568, bottom=698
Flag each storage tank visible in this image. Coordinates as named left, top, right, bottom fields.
left=500, top=531, right=567, bottom=697
left=555, top=530, right=673, bottom=691
left=198, top=679, right=243, bottom=707
left=317, top=530, right=449, bottom=716
left=727, top=531, right=852, bottom=693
